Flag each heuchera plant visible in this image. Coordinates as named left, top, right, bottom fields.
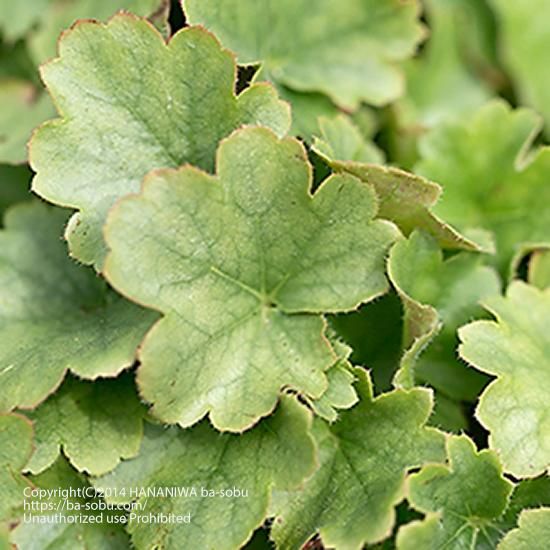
left=1, top=1, right=549, bottom=549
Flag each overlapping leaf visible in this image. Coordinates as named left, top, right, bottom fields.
left=25, top=374, right=144, bottom=476
left=0, top=413, right=33, bottom=521
left=11, top=457, right=130, bottom=549
left=183, top=0, right=425, bottom=110
left=459, top=281, right=550, bottom=477
left=416, top=100, right=550, bottom=267
left=0, top=202, right=156, bottom=411
left=498, top=508, right=550, bottom=550
left=388, top=231, right=500, bottom=399
left=270, top=368, right=445, bottom=549
left=104, top=127, right=398, bottom=431
left=490, top=0, right=550, bottom=136
left=397, top=435, right=513, bottom=549
left=94, top=396, right=315, bottom=550
left=30, top=14, right=290, bottom=268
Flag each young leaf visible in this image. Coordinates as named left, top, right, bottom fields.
left=416, top=100, right=550, bottom=268
left=93, top=396, right=316, bottom=550
left=270, top=368, right=445, bottom=549
left=397, top=435, right=513, bottom=549
left=30, top=14, right=290, bottom=268
left=389, top=231, right=500, bottom=396
left=306, top=359, right=358, bottom=422
left=312, top=114, right=384, bottom=164
left=0, top=80, right=54, bottom=164
left=498, top=508, right=550, bottom=550
left=11, top=457, right=130, bottom=549
left=0, top=413, right=33, bottom=521
left=104, top=127, right=399, bottom=431
left=490, top=0, right=550, bottom=137
left=459, top=281, right=550, bottom=477
left=25, top=374, right=144, bottom=476
left=183, top=0, right=425, bottom=109
left=0, top=202, right=156, bottom=411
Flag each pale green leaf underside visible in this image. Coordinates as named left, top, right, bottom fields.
left=0, top=81, right=55, bottom=164
left=0, top=202, right=156, bottom=411
left=271, top=369, right=445, bottom=550
left=416, top=100, right=550, bottom=267
left=399, top=435, right=513, bottom=550
left=94, top=396, right=315, bottom=550
left=25, top=374, right=144, bottom=476
left=184, top=0, right=424, bottom=109
left=30, top=14, right=290, bottom=268
left=104, top=127, right=398, bottom=431
left=0, top=413, right=33, bottom=521
left=325, top=160, right=483, bottom=252
left=498, top=508, right=550, bottom=550
left=12, top=457, right=129, bottom=549
left=389, top=231, right=499, bottom=394
left=459, top=281, right=550, bottom=477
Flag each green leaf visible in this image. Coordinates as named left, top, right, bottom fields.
left=397, top=435, right=513, bottom=550
left=0, top=0, right=49, bottom=42
left=388, top=231, right=500, bottom=397
left=27, top=0, right=168, bottom=65
left=30, top=14, right=291, bottom=269
left=490, top=0, right=550, bottom=137
left=25, top=374, right=144, bottom=476
left=0, top=80, right=55, bottom=164
left=459, top=281, right=550, bottom=477
left=183, top=0, right=425, bottom=109
left=270, top=368, right=445, bottom=549
left=11, top=457, right=130, bottom=549
left=93, top=395, right=315, bottom=550
left=396, top=0, right=492, bottom=130
left=498, top=508, right=550, bottom=550
left=312, top=113, right=384, bottom=164
left=0, top=201, right=157, bottom=411
left=416, top=100, right=550, bottom=268
left=322, top=159, right=482, bottom=252
left=104, top=127, right=398, bottom=431
left=0, top=413, right=33, bottom=521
